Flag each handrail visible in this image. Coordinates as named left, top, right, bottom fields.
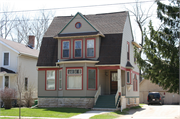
left=115, top=89, right=120, bottom=108
left=94, top=85, right=101, bottom=105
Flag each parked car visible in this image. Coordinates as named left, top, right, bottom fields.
left=147, top=92, right=164, bottom=105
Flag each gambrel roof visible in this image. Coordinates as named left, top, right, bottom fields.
left=37, top=11, right=129, bottom=66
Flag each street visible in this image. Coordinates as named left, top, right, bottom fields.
left=118, top=105, right=180, bottom=119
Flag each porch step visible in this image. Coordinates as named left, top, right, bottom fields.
left=93, top=95, right=116, bottom=108
left=91, top=108, right=120, bottom=111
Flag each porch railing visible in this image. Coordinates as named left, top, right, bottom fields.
left=115, top=89, right=120, bottom=108
left=94, top=85, right=101, bottom=105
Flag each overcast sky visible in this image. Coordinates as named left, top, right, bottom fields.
left=0, top=0, right=166, bottom=44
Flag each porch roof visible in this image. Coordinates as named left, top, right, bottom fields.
left=0, top=67, right=15, bottom=73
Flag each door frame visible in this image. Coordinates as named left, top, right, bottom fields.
left=110, top=71, right=118, bottom=94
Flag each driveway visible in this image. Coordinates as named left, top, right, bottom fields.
left=118, top=105, right=180, bottom=119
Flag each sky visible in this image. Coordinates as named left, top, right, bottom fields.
left=0, top=0, right=166, bottom=44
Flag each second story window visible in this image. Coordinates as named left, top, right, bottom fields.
left=3, top=52, right=9, bottom=66
left=86, top=38, right=95, bottom=58
left=62, top=40, right=71, bottom=59
left=127, top=42, right=130, bottom=60
left=74, top=39, right=83, bottom=58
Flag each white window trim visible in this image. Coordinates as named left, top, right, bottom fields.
left=3, top=76, right=10, bottom=89
left=2, top=51, right=10, bottom=67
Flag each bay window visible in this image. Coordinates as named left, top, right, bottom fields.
left=46, top=70, right=56, bottom=90
left=86, top=38, right=95, bottom=58
left=62, top=40, right=71, bottom=59
left=87, top=67, right=97, bottom=90
left=127, top=71, right=130, bottom=84
left=66, top=68, right=83, bottom=90
left=127, top=42, right=130, bottom=60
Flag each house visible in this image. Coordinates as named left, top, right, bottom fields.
left=0, top=36, right=39, bottom=98
left=37, top=11, right=141, bottom=110
left=140, top=79, right=180, bottom=104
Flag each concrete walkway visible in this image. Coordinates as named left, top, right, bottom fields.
left=70, top=110, right=112, bottom=119
left=0, top=110, right=112, bottom=119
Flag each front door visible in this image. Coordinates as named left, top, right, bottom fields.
left=110, top=71, right=117, bottom=94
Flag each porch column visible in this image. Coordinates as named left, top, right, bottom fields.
left=117, top=69, right=121, bottom=93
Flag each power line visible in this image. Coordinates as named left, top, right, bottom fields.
left=0, top=0, right=159, bottom=14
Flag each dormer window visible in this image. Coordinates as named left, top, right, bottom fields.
left=73, top=39, right=83, bottom=58
left=86, top=38, right=95, bottom=58
left=3, top=52, right=10, bottom=66
left=61, top=40, right=71, bottom=59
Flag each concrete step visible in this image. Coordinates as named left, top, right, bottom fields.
left=92, top=108, right=120, bottom=111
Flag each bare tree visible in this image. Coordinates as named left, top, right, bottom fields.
left=15, top=65, right=25, bottom=119
left=0, top=6, right=17, bottom=39
left=126, top=0, right=155, bottom=82
left=31, top=10, right=55, bottom=49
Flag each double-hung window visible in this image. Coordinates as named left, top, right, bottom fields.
left=4, top=76, right=9, bottom=88
left=62, top=40, right=71, bottom=59
left=3, top=52, right=9, bottom=66
left=66, top=68, right=83, bottom=90
left=46, top=70, right=56, bottom=90
left=127, top=71, right=130, bottom=84
left=74, top=39, right=82, bottom=58
left=87, top=67, right=97, bottom=90
left=86, top=38, right=95, bottom=58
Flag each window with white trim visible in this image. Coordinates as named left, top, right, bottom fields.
left=67, top=68, right=82, bottom=89
left=59, top=69, right=62, bottom=90
left=87, top=39, right=94, bottom=57
left=127, top=71, right=130, bottom=84
left=3, top=52, right=9, bottom=66
left=87, top=68, right=96, bottom=90
left=63, top=41, right=70, bottom=58
left=75, top=40, right=82, bottom=57
left=5, top=76, right=9, bottom=88
left=46, top=70, right=55, bottom=90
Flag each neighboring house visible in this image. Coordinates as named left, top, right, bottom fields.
left=0, top=36, right=39, bottom=98
left=37, top=11, right=141, bottom=110
left=140, top=79, right=180, bottom=104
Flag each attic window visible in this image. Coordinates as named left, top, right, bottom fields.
left=3, top=52, right=9, bottom=66
left=75, top=22, right=82, bottom=29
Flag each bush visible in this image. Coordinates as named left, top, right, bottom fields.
left=0, top=88, right=17, bottom=109
left=23, top=88, right=34, bottom=107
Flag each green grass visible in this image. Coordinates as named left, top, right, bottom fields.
left=139, top=103, right=147, bottom=106
left=0, top=107, right=90, bottom=118
left=90, top=106, right=142, bottom=119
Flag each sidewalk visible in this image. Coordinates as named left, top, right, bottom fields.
left=0, top=110, right=112, bottom=119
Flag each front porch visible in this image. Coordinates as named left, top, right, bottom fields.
left=92, top=67, right=127, bottom=110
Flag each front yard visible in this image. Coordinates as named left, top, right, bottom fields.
left=0, top=107, right=90, bottom=118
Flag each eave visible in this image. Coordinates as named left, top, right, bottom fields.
left=53, top=34, right=105, bottom=39
left=56, top=60, right=99, bottom=64
left=132, top=41, right=142, bottom=48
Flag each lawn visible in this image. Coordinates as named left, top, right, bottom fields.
left=0, top=107, right=90, bottom=118
left=90, top=106, right=142, bottom=119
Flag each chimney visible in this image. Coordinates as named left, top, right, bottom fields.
left=28, top=35, right=35, bottom=48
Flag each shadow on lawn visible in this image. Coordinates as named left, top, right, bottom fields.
left=32, top=107, right=90, bottom=113
left=114, top=106, right=145, bottom=115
